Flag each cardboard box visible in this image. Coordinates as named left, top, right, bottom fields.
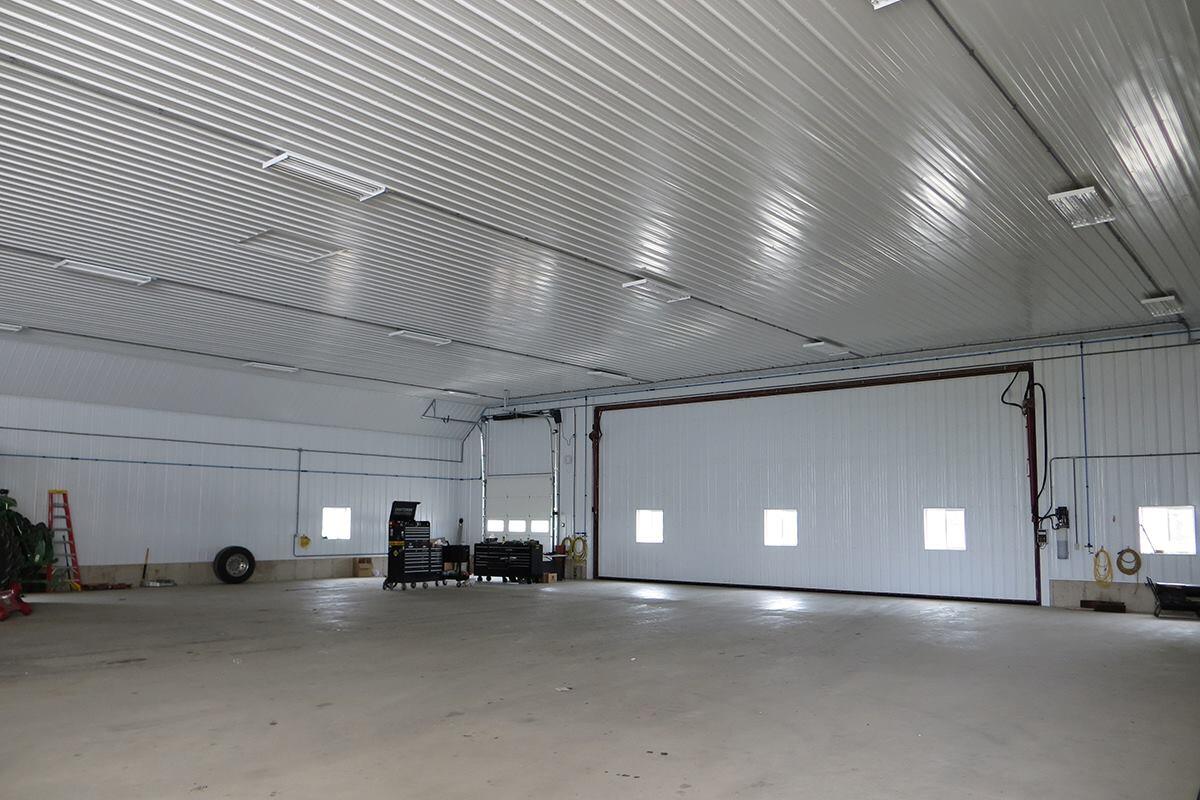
left=542, top=573, right=557, bottom=584
left=354, top=557, right=375, bottom=578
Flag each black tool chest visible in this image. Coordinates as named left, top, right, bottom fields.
left=383, top=501, right=442, bottom=590
left=473, top=541, right=544, bottom=583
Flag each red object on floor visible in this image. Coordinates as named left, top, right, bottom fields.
left=0, top=582, right=32, bottom=621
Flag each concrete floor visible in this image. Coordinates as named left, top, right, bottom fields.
left=1, top=580, right=1197, bottom=799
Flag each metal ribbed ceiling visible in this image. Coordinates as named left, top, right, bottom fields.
left=0, top=0, right=1195, bottom=403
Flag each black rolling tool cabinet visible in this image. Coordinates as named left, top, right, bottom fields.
left=382, top=500, right=443, bottom=591
left=473, top=541, right=544, bottom=584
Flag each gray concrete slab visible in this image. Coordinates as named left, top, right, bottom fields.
left=1, top=580, right=1197, bottom=799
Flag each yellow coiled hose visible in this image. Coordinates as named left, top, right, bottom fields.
left=1093, top=547, right=1114, bottom=587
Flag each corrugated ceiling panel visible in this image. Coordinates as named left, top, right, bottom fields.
left=943, top=0, right=1200, bottom=308
left=0, top=336, right=483, bottom=438
left=0, top=0, right=1192, bottom=398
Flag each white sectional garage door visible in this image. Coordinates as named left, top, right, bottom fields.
left=486, top=417, right=555, bottom=550
left=597, top=371, right=1037, bottom=602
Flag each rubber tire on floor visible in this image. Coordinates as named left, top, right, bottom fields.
left=212, top=546, right=256, bottom=584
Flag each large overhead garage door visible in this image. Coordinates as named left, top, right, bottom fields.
left=596, top=368, right=1038, bottom=602
left=485, top=416, right=556, bottom=551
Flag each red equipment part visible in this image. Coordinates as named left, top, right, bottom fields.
left=0, top=582, right=33, bottom=621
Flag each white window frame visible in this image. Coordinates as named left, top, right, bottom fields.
left=1138, top=505, right=1197, bottom=555
left=635, top=509, right=664, bottom=544
left=763, top=509, right=798, bottom=547
left=530, top=519, right=551, bottom=535
left=923, top=507, right=966, bottom=551
left=321, top=506, right=352, bottom=540
left=508, top=519, right=527, bottom=534
left=486, top=519, right=505, bottom=534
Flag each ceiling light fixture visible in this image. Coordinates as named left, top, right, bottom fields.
left=55, top=259, right=154, bottom=286
left=803, top=340, right=853, bottom=357
left=236, top=229, right=348, bottom=263
left=1140, top=293, right=1184, bottom=318
left=0, top=322, right=24, bottom=333
left=871, top=0, right=903, bottom=8
left=444, top=390, right=481, bottom=399
left=1047, top=186, right=1116, bottom=228
left=263, top=152, right=387, bottom=201
left=621, top=276, right=692, bottom=304
left=388, top=330, right=453, bottom=346
left=242, top=361, right=300, bottom=373
left=587, top=368, right=630, bottom=379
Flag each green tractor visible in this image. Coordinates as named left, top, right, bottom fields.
left=0, top=490, right=56, bottom=586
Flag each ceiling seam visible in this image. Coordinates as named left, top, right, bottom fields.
left=6, top=323, right=507, bottom=399
left=1, top=50, right=826, bottom=349
left=0, top=239, right=657, bottom=385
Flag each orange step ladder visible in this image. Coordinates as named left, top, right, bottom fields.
left=46, top=490, right=82, bottom=592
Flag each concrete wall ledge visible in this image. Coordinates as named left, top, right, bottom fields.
left=77, top=557, right=384, bottom=587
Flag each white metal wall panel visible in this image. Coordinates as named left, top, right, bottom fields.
left=1040, top=341, right=1200, bottom=585
left=0, top=394, right=476, bottom=565
left=598, top=373, right=1036, bottom=601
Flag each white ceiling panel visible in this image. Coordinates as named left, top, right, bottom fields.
left=0, top=0, right=1194, bottom=403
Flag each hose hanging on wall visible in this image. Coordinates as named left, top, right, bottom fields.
left=1093, top=547, right=1114, bottom=587
left=1116, top=547, right=1142, bottom=576
left=563, top=534, right=588, bottom=565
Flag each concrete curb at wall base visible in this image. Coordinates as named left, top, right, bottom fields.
left=79, top=557, right=384, bottom=587
left=1049, top=579, right=1158, bottom=614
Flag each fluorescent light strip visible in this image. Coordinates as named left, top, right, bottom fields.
left=388, top=330, right=453, bottom=346
left=1047, top=186, right=1115, bottom=228
left=263, top=152, right=387, bottom=202
left=444, top=390, right=481, bottom=399
left=587, top=368, right=629, bottom=379
left=803, top=340, right=853, bottom=356
left=621, top=276, right=691, bottom=304
left=1140, top=293, right=1184, bottom=318
left=871, top=0, right=903, bottom=8
left=0, top=322, right=24, bottom=333
left=55, top=259, right=154, bottom=286
left=242, top=362, right=300, bottom=374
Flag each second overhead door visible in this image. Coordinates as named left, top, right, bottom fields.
left=597, top=370, right=1037, bottom=602
left=486, top=417, right=555, bottom=551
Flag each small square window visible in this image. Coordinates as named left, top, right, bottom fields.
left=635, top=509, right=663, bottom=543
left=508, top=519, right=527, bottom=534
left=530, top=519, right=550, bottom=534
left=763, top=509, right=798, bottom=547
left=486, top=519, right=505, bottom=533
left=923, top=507, right=966, bottom=551
left=321, top=507, right=352, bottom=540
left=1138, top=506, right=1196, bottom=555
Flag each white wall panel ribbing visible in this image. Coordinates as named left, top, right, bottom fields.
left=598, top=372, right=1037, bottom=601
left=0, top=395, right=477, bottom=565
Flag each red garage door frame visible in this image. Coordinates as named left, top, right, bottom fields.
left=589, top=362, right=1042, bottom=605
